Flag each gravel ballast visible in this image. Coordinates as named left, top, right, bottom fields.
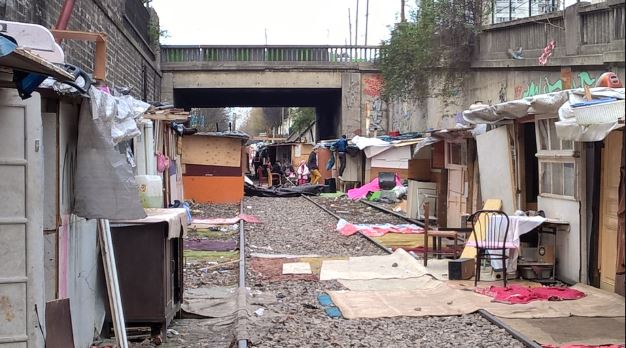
left=244, top=195, right=525, bottom=348
left=244, top=196, right=385, bottom=256
left=308, top=196, right=408, bottom=225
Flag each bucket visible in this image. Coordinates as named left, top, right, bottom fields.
left=135, top=175, right=163, bottom=208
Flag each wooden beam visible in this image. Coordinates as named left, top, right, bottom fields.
left=50, top=29, right=107, bottom=81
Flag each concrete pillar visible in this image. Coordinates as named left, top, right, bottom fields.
left=160, top=72, right=174, bottom=104
left=564, top=3, right=588, bottom=56
left=341, top=72, right=362, bottom=136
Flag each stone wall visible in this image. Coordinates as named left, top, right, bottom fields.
left=1, top=0, right=161, bottom=101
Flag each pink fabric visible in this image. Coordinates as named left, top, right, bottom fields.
left=192, top=214, right=261, bottom=225
left=346, top=176, right=402, bottom=200
left=465, top=240, right=518, bottom=249
left=337, top=219, right=424, bottom=237
left=475, top=285, right=586, bottom=304
left=543, top=345, right=624, bottom=348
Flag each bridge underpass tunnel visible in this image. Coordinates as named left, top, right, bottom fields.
left=173, top=88, right=342, bottom=140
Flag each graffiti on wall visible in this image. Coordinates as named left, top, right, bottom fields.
left=515, top=71, right=597, bottom=99
left=344, top=75, right=360, bottom=110
left=391, top=101, right=413, bottom=133
left=363, top=75, right=385, bottom=133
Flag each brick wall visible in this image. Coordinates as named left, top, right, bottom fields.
left=1, top=0, right=161, bottom=102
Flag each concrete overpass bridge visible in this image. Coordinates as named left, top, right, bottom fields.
left=160, top=45, right=383, bottom=139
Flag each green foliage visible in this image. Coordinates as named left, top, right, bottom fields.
left=288, top=107, right=316, bottom=135
left=380, top=0, right=484, bottom=102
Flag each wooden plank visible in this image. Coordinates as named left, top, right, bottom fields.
left=182, top=135, right=242, bottom=167
left=599, top=131, right=622, bottom=291
left=183, top=164, right=242, bottom=176
left=45, top=299, right=75, bottom=348
left=143, top=114, right=189, bottom=121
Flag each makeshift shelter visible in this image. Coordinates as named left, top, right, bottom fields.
left=265, top=142, right=315, bottom=169
left=182, top=132, right=249, bottom=203
left=463, top=87, right=625, bottom=291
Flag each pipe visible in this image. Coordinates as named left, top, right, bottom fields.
left=55, top=0, right=76, bottom=30
left=237, top=200, right=248, bottom=348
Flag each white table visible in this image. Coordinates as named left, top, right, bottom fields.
left=487, top=215, right=546, bottom=272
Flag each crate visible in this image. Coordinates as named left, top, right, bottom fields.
left=573, top=99, right=625, bottom=125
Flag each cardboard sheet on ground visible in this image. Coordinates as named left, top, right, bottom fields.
left=282, top=262, right=312, bottom=274
left=329, top=283, right=625, bottom=319
left=320, top=249, right=426, bottom=281
left=182, top=287, right=277, bottom=319
left=500, top=317, right=626, bottom=346
left=338, top=277, right=443, bottom=291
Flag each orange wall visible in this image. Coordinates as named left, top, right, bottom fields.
left=183, top=176, right=244, bottom=203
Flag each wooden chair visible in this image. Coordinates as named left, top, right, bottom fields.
left=267, top=168, right=281, bottom=187
left=422, top=202, right=471, bottom=267
left=466, top=209, right=511, bottom=286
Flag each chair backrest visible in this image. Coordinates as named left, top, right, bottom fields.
left=468, top=210, right=510, bottom=249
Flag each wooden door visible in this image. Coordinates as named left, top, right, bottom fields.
left=599, top=131, right=623, bottom=291
left=0, top=88, right=44, bottom=347
left=447, top=168, right=466, bottom=228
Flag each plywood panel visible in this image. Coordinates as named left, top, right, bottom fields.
left=183, top=176, right=244, bottom=203
left=599, top=131, right=622, bottom=291
left=447, top=169, right=466, bottom=228
left=182, top=135, right=242, bottom=167
left=476, top=126, right=517, bottom=214
left=371, top=146, right=411, bottom=169
left=538, top=196, right=580, bottom=283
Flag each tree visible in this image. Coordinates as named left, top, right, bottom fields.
left=189, top=108, right=230, bottom=132
left=380, top=0, right=484, bottom=102
left=289, top=107, right=316, bottom=135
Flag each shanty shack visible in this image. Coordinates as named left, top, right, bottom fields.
left=181, top=132, right=249, bottom=203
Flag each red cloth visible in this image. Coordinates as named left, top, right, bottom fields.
left=336, top=219, right=424, bottom=237
left=475, top=285, right=585, bottom=304
left=543, top=345, right=624, bottom=348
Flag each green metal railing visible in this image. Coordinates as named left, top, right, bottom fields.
left=161, top=45, right=381, bottom=64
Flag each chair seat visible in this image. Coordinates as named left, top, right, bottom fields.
left=465, top=240, right=517, bottom=249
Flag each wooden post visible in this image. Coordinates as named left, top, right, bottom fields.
left=561, top=67, right=572, bottom=89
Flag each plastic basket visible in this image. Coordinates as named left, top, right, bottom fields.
left=573, top=99, right=625, bottom=125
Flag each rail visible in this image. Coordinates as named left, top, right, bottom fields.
left=161, top=45, right=381, bottom=64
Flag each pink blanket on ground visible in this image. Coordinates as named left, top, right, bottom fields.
left=543, top=345, right=624, bottom=348
left=192, top=214, right=261, bottom=225
left=346, top=177, right=403, bottom=200
left=337, top=219, right=424, bottom=237
left=475, top=285, right=586, bottom=304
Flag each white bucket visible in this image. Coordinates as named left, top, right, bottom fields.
left=135, top=175, right=163, bottom=208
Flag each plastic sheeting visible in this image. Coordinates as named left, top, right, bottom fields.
left=556, top=88, right=625, bottom=142
left=244, top=183, right=324, bottom=197
left=88, top=87, right=150, bottom=145
left=74, top=89, right=146, bottom=220
left=463, top=87, right=625, bottom=143
left=463, top=91, right=569, bottom=124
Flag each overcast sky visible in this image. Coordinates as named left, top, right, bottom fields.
left=151, top=0, right=411, bottom=46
